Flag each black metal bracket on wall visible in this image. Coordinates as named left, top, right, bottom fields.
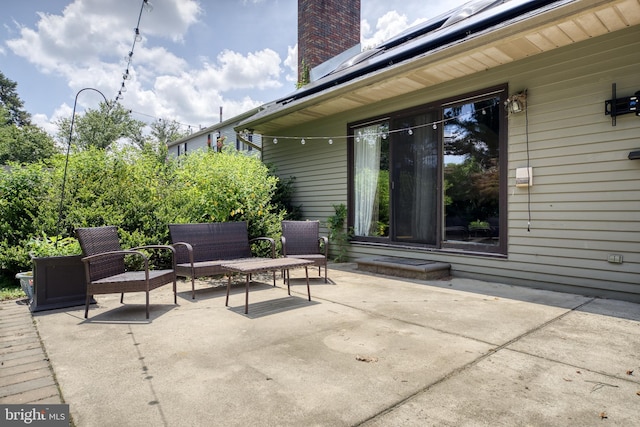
left=604, top=83, right=639, bottom=126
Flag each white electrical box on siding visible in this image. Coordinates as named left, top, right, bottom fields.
left=515, top=167, right=532, bottom=187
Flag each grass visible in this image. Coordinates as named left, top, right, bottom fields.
left=0, top=276, right=27, bottom=301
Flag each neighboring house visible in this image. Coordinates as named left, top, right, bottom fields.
left=168, top=108, right=262, bottom=157
left=238, top=0, right=640, bottom=302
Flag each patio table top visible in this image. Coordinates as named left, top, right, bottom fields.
left=220, top=257, right=313, bottom=273
left=222, top=257, right=314, bottom=314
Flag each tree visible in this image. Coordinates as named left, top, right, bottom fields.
left=55, top=102, right=146, bottom=151
left=0, top=71, right=31, bottom=126
left=149, top=119, right=189, bottom=146
left=143, top=119, right=190, bottom=160
left=0, top=106, right=57, bottom=165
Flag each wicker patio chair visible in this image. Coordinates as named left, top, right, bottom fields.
left=76, top=226, right=177, bottom=319
left=281, top=220, right=328, bottom=283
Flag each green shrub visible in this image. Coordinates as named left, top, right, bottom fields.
left=26, top=234, right=81, bottom=257
left=168, top=150, right=283, bottom=257
left=327, top=203, right=349, bottom=262
left=0, top=148, right=286, bottom=279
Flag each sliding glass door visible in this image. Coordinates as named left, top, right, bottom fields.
left=390, top=111, right=439, bottom=244
left=349, top=86, right=506, bottom=254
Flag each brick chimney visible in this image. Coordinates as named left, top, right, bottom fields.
left=298, top=0, right=361, bottom=83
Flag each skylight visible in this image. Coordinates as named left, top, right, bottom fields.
left=441, top=0, right=505, bottom=28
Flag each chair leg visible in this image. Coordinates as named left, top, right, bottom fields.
left=324, top=264, right=327, bottom=283
left=225, top=275, right=231, bottom=306
left=84, top=294, right=91, bottom=319
left=305, top=266, right=311, bottom=301
left=145, top=291, right=150, bottom=319
left=286, top=269, right=290, bottom=295
left=191, top=276, right=195, bottom=299
left=120, top=293, right=124, bottom=304
left=174, top=278, right=178, bottom=304
left=244, top=274, right=250, bottom=314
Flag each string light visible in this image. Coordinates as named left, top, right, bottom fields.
left=108, top=4, right=497, bottom=148
left=252, top=100, right=499, bottom=145
left=64, top=0, right=200, bottom=133
left=115, top=0, right=152, bottom=103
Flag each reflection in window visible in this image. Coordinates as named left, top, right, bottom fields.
left=444, top=97, right=500, bottom=245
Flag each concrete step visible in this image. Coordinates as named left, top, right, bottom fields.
left=356, top=257, right=451, bottom=280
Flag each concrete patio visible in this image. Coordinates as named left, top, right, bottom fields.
left=2, top=263, right=639, bottom=426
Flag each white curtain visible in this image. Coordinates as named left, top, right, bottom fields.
left=411, top=122, right=438, bottom=242
left=354, top=124, right=382, bottom=236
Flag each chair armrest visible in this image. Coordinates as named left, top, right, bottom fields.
left=280, top=236, right=287, bottom=256
left=133, top=244, right=176, bottom=253
left=319, top=236, right=329, bottom=257
left=170, top=242, right=193, bottom=265
left=132, top=245, right=177, bottom=268
left=171, top=242, right=193, bottom=251
left=250, top=237, right=276, bottom=258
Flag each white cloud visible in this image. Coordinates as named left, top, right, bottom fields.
left=214, top=48, right=282, bottom=90
left=31, top=103, right=75, bottom=141
left=361, top=11, right=428, bottom=49
left=283, top=44, right=298, bottom=83
left=143, top=0, right=202, bottom=42
left=31, top=113, right=58, bottom=136
left=3, top=0, right=279, bottom=131
left=133, top=47, right=188, bottom=78
left=5, top=0, right=200, bottom=77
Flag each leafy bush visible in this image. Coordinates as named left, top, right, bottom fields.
left=0, top=148, right=286, bottom=280
left=270, top=173, right=302, bottom=220
left=0, top=163, right=56, bottom=275
left=327, top=203, right=349, bottom=262
left=168, top=150, right=283, bottom=257
left=26, top=234, right=81, bottom=257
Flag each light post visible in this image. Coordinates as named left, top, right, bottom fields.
left=55, top=88, right=108, bottom=244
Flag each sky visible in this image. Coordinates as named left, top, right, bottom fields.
left=1, top=0, right=469, bottom=136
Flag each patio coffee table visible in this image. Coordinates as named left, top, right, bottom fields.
left=222, top=257, right=314, bottom=314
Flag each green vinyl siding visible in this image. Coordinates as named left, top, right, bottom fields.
left=263, top=24, right=640, bottom=301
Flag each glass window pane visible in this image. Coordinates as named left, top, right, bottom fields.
left=391, top=112, right=439, bottom=244
left=443, top=97, right=500, bottom=245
